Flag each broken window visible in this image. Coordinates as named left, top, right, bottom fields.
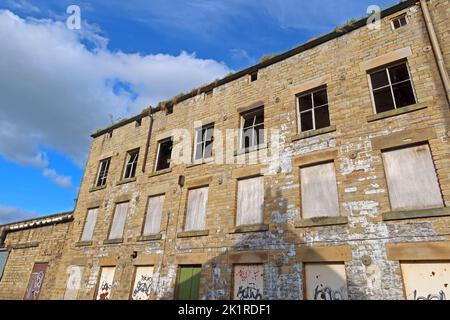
left=123, top=149, right=139, bottom=179
left=96, top=267, right=115, bottom=300
left=155, top=138, right=173, bottom=171
left=131, top=266, right=154, bottom=300
left=233, top=264, right=264, bottom=300
left=400, top=262, right=450, bottom=300
left=304, top=263, right=348, bottom=300
left=108, top=202, right=129, bottom=240
left=142, top=195, right=164, bottom=235
left=382, top=144, right=443, bottom=211
left=392, top=14, right=408, bottom=30
left=236, top=176, right=264, bottom=226
left=95, top=158, right=111, bottom=187
left=301, top=162, right=340, bottom=219
left=297, top=87, right=330, bottom=132
left=241, top=107, right=264, bottom=149
left=194, top=123, right=214, bottom=161
left=80, top=208, right=98, bottom=242
left=369, top=61, right=416, bottom=113
left=184, top=187, right=209, bottom=232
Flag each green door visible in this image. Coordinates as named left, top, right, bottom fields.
left=176, top=265, right=201, bottom=300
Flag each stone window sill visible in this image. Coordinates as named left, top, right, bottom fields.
left=382, top=207, right=450, bottom=221
left=291, top=125, right=336, bottom=142
left=137, top=234, right=162, bottom=242
left=89, top=185, right=107, bottom=192
left=295, top=216, right=348, bottom=228
left=367, top=103, right=426, bottom=122
left=75, top=240, right=93, bottom=247
left=149, top=168, right=172, bottom=178
left=11, top=242, right=39, bottom=249
left=103, top=238, right=124, bottom=245
left=116, top=177, right=137, bottom=186
left=186, top=158, right=214, bottom=168
left=230, top=224, right=269, bottom=234
left=235, top=143, right=268, bottom=156
left=177, top=230, right=210, bottom=238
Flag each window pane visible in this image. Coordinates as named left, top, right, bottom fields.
left=389, top=63, right=410, bottom=83
left=304, top=263, right=348, bottom=300
left=204, top=140, right=213, bottom=158
left=143, top=195, right=164, bottom=235
left=314, top=105, right=330, bottom=129
left=243, top=116, right=254, bottom=129
left=313, top=89, right=328, bottom=106
left=382, top=144, right=443, bottom=211
left=392, top=81, right=416, bottom=108
left=254, top=110, right=264, bottom=125
left=194, top=142, right=204, bottom=160
left=254, top=124, right=264, bottom=145
left=233, top=265, right=264, bottom=300
left=196, top=128, right=203, bottom=143
left=156, top=139, right=172, bottom=171
left=373, top=87, right=395, bottom=113
left=370, top=69, right=389, bottom=89
left=300, top=111, right=314, bottom=131
left=236, top=176, right=264, bottom=226
left=81, top=208, right=97, bottom=241
left=184, top=187, right=209, bottom=231
left=301, top=162, right=339, bottom=218
left=242, top=128, right=254, bottom=149
left=205, top=126, right=214, bottom=141
left=298, top=94, right=313, bottom=111
left=109, top=202, right=128, bottom=239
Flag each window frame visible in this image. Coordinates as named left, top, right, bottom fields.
left=95, top=157, right=111, bottom=188
left=107, top=201, right=129, bottom=240
left=193, top=123, right=214, bottom=163
left=235, top=175, right=265, bottom=227
left=391, top=13, right=408, bottom=30
left=80, top=207, right=98, bottom=242
left=239, top=107, right=265, bottom=150
left=184, top=186, right=209, bottom=232
left=141, top=194, right=165, bottom=236
left=122, top=148, right=140, bottom=180
left=367, top=60, right=417, bottom=114
left=296, top=86, right=330, bottom=133
left=154, top=137, right=173, bottom=172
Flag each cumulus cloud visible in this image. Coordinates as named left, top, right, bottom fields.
left=0, top=9, right=230, bottom=179
left=0, top=205, right=37, bottom=225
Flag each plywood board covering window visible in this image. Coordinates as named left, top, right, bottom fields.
left=143, top=195, right=164, bottom=235
left=382, top=144, right=443, bottom=211
left=108, top=202, right=129, bottom=239
left=80, top=208, right=98, bottom=241
left=63, top=266, right=84, bottom=300
left=233, top=264, right=264, bottom=300
left=304, top=263, right=348, bottom=300
left=24, top=262, right=48, bottom=300
left=301, top=162, right=339, bottom=219
left=184, top=187, right=209, bottom=231
left=131, top=266, right=154, bottom=300
left=401, top=262, right=450, bottom=300
left=96, top=267, right=115, bottom=300
left=236, top=176, right=264, bottom=226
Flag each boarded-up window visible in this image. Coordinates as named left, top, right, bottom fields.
left=301, top=162, right=339, bottom=219
left=236, top=176, right=264, bottom=226
left=184, top=187, right=209, bottom=231
left=24, top=262, right=48, bottom=300
left=96, top=267, right=115, bottom=300
left=63, top=266, right=84, bottom=300
left=304, top=263, right=348, bottom=300
left=175, top=265, right=201, bottom=300
left=80, top=208, right=98, bottom=241
left=0, top=250, right=9, bottom=280
left=382, top=144, right=443, bottom=211
left=108, top=202, right=129, bottom=240
left=143, top=195, right=164, bottom=235
left=233, top=264, right=264, bottom=300
left=131, top=266, right=154, bottom=300
left=401, top=262, right=450, bottom=300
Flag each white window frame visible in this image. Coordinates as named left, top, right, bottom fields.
left=391, top=13, right=408, bottom=30
left=95, top=158, right=111, bottom=187
left=193, top=123, right=214, bottom=163
left=154, top=137, right=173, bottom=171
left=123, top=149, right=139, bottom=179
left=367, top=60, right=417, bottom=114
left=239, top=107, right=264, bottom=150
left=296, top=87, right=330, bottom=133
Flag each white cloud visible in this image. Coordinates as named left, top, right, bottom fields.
left=0, top=205, right=37, bottom=225
left=0, top=9, right=230, bottom=177
left=42, top=168, right=72, bottom=189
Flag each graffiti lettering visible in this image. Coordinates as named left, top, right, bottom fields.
left=132, top=275, right=153, bottom=300
left=413, top=290, right=446, bottom=300
left=313, top=285, right=345, bottom=300
left=236, top=283, right=262, bottom=300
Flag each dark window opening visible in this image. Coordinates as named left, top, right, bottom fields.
left=194, top=123, right=214, bottom=161
left=392, top=15, right=407, bottom=29
left=298, top=87, right=330, bottom=132
left=241, top=107, right=264, bottom=149
left=96, top=158, right=111, bottom=187
left=123, top=149, right=139, bottom=179
left=369, top=61, right=416, bottom=114
left=250, top=72, right=258, bottom=82
left=135, top=119, right=142, bottom=127
left=156, top=138, right=173, bottom=171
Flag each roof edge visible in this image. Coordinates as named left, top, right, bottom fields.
left=0, top=211, right=74, bottom=229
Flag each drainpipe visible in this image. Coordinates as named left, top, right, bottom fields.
left=420, top=0, right=450, bottom=106
left=142, top=107, right=154, bottom=173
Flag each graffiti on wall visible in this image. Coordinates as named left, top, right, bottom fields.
left=305, top=263, right=348, bottom=300
left=24, top=263, right=48, bottom=300
left=233, top=264, right=264, bottom=300
left=96, top=267, right=115, bottom=300
left=401, top=262, right=450, bottom=300
left=131, top=266, right=154, bottom=300
left=64, top=266, right=84, bottom=300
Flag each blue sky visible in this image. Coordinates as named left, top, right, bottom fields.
left=0, top=0, right=399, bottom=224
